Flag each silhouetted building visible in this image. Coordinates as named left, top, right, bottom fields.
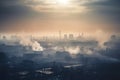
left=0, top=34, right=1, bottom=39
left=3, top=35, right=6, bottom=39
left=59, top=31, right=62, bottom=40
left=64, top=34, right=67, bottom=40
left=111, top=35, right=116, bottom=40
left=69, top=34, right=74, bottom=40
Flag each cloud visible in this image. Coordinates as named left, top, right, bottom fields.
left=24, top=0, right=108, bottom=13
left=0, top=0, right=119, bottom=32
left=64, top=46, right=80, bottom=54
left=86, top=0, right=120, bottom=24
left=0, top=0, right=34, bottom=22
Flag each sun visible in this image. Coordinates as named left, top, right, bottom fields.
left=56, top=0, right=69, bottom=5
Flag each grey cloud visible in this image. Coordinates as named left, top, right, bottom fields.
left=86, top=0, right=120, bottom=24
left=0, top=0, right=33, bottom=21
left=0, top=0, right=119, bottom=32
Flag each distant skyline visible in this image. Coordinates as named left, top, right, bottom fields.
left=0, top=0, right=120, bottom=33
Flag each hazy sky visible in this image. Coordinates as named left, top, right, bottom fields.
left=0, top=0, right=120, bottom=33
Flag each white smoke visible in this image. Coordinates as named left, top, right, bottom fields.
left=52, top=45, right=96, bottom=55
left=94, top=30, right=111, bottom=49
left=19, top=37, right=43, bottom=51
left=64, top=46, right=80, bottom=55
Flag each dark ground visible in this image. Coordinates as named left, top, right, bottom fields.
left=0, top=52, right=120, bottom=80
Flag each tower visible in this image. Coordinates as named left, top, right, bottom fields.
left=59, top=30, right=62, bottom=40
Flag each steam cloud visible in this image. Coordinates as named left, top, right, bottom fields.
left=64, top=46, right=80, bottom=55
left=19, top=37, right=43, bottom=51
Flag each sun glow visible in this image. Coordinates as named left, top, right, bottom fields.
left=56, top=0, right=69, bottom=5
left=26, top=0, right=87, bottom=13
